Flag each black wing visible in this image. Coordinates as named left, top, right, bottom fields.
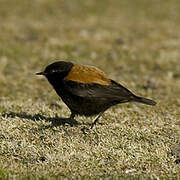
left=62, top=79, right=134, bottom=101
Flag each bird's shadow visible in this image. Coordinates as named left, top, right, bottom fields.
left=1, top=111, right=81, bottom=127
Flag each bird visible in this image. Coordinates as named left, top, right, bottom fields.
left=36, top=61, right=156, bottom=128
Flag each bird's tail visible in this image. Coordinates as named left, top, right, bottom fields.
left=132, top=95, right=156, bottom=106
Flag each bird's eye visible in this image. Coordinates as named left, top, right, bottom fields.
left=51, top=69, right=57, bottom=73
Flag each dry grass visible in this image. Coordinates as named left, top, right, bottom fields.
left=0, top=0, right=180, bottom=179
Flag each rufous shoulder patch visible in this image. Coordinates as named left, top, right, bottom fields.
left=64, top=64, right=111, bottom=85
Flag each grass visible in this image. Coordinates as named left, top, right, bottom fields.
left=0, top=0, right=180, bottom=179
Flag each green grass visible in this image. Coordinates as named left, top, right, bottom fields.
left=0, top=0, right=180, bottom=179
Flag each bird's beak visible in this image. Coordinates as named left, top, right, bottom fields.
left=36, top=72, right=46, bottom=75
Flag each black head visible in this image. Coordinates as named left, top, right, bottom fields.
left=36, top=61, right=73, bottom=79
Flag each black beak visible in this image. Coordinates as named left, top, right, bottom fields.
left=36, top=72, right=46, bottom=75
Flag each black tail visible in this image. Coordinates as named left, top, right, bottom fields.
left=132, top=95, right=156, bottom=106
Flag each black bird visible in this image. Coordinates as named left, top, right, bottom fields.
left=36, top=61, right=156, bottom=128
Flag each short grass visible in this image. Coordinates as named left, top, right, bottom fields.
left=0, top=0, right=180, bottom=179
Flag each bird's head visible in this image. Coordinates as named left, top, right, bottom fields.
left=36, top=61, right=73, bottom=79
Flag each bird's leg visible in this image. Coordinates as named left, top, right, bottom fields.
left=70, top=112, right=75, bottom=119
left=91, top=111, right=105, bottom=129
left=68, top=112, right=80, bottom=126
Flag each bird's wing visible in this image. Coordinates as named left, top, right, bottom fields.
left=64, top=64, right=111, bottom=86
left=62, top=79, right=134, bottom=101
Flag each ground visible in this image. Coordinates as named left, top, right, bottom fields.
left=0, top=0, right=180, bottom=179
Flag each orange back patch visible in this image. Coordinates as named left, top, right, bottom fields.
left=64, top=64, right=111, bottom=85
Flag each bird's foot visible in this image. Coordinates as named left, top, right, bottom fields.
left=90, top=122, right=96, bottom=129
left=69, top=117, right=81, bottom=126
left=90, top=111, right=105, bottom=129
